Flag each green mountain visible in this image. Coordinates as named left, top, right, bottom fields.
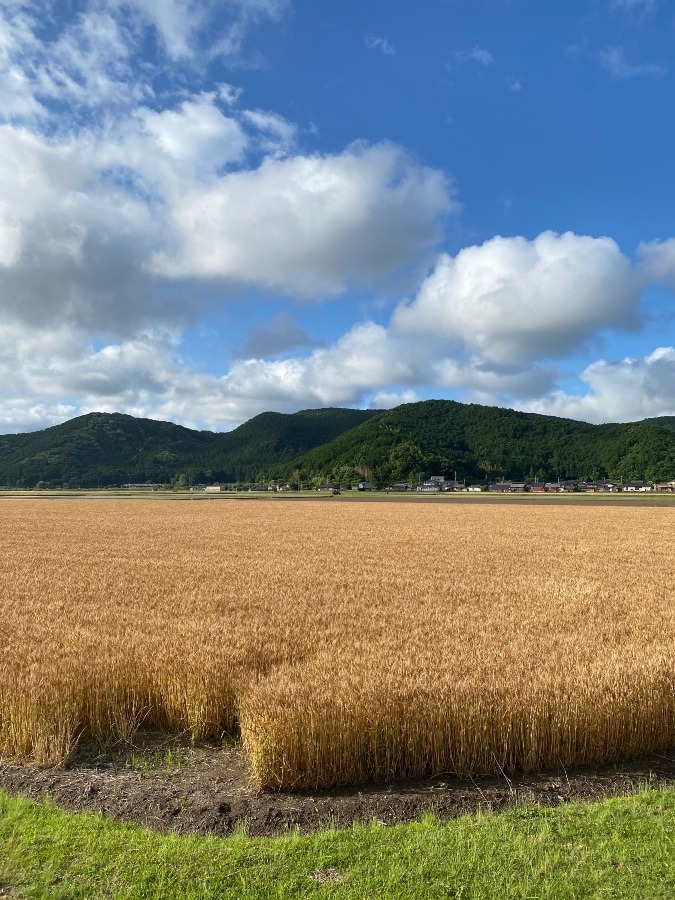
left=272, top=400, right=675, bottom=486
left=2, top=401, right=675, bottom=489
left=0, top=408, right=377, bottom=488
left=642, top=416, right=675, bottom=433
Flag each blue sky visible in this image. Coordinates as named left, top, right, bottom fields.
left=1, top=0, right=674, bottom=433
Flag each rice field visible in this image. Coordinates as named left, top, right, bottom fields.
left=0, top=498, right=674, bottom=789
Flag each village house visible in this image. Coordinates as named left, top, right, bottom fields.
left=623, top=480, right=652, bottom=492
left=491, top=482, right=512, bottom=492
left=316, top=483, right=340, bottom=493
left=440, top=480, right=466, bottom=491
left=418, top=480, right=441, bottom=492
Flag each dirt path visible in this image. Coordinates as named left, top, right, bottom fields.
left=2, top=735, right=675, bottom=838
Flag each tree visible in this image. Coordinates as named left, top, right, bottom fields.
left=333, top=464, right=357, bottom=488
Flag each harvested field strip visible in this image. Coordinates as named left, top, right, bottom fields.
left=0, top=499, right=673, bottom=788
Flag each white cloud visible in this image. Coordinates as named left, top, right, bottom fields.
left=136, top=94, right=249, bottom=176
left=433, top=358, right=558, bottom=401
left=0, top=124, right=172, bottom=336
left=0, top=0, right=290, bottom=126
left=0, top=105, right=450, bottom=334
left=598, top=46, right=666, bottom=79
left=519, top=347, right=675, bottom=423
left=365, top=35, right=396, bottom=56
left=2, top=2, right=673, bottom=437
left=120, top=0, right=203, bottom=60
left=392, top=231, right=641, bottom=365
left=217, top=323, right=423, bottom=412
left=637, top=238, right=675, bottom=289
left=1, top=302, right=673, bottom=434
left=153, top=142, right=452, bottom=296
left=369, top=390, right=420, bottom=408
left=118, top=0, right=288, bottom=62
left=610, top=0, right=657, bottom=15
left=0, top=320, right=426, bottom=433
left=205, top=0, right=290, bottom=63
left=454, top=46, right=493, bottom=67
left=241, top=108, right=297, bottom=155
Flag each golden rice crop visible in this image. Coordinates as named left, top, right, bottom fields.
left=0, top=497, right=673, bottom=788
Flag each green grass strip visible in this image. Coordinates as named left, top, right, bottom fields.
left=2, top=788, right=675, bottom=898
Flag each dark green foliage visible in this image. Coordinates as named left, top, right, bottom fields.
left=1, top=401, right=674, bottom=489
left=0, top=408, right=377, bottom=488
left=275, top=400, right=675, bottom=485
left=643, top=416, right=675, bottom=433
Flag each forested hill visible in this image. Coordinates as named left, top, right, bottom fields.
left=0, top=408, right=377, bottom=488
left=2, top=401, right=675, bottom=488
left=273, top=400, right=675, bottom=486
left=643, top=416, right=675, bottom=433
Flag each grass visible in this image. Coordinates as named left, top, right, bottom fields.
left=83, top=738, right=197, bottom=777
left=3, top=788, right=675, bottom=897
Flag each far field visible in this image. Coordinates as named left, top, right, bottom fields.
left=1, top=498, right=674, bottom=790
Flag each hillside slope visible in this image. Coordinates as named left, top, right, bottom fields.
left=2, top=401, right=675, bottom=488
left=0, top=408, right=377, bottom=487
left=642, top=416, right=675, bottom=433
left=274, top=400, right=675, bottom=485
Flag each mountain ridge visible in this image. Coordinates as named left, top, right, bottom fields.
left=0, top=408, right=378, bottom=487
left=1, top=401, right=674, bottom=488
left=272, top=400, right=675, bottom=487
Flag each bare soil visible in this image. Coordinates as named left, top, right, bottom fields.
left=2, top=733, right=675, bottom=838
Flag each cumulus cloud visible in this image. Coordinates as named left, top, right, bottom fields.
left=219, top=323, right=425, bottom=411
left=136, top=95, right=250, bottom=175
left=153, top=143, right=452, bottom=296
left=391, top=231, right=641, bottom=365
left=519, top=347, right=675, bottom=423
left=433, top=358, right=558, bottom=402
left=0, top=124, right=174, bottom=336
left=637, top=238, right=675, bottom=289
left=0, top=105, right=450, bottom=334
left=0, top=320, right=428, bottom=433
left=2, top=3, right=674, bottom=437
left=1, top=301, right=673, bottom=434
left=0, top=0, right=454, bottom=427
